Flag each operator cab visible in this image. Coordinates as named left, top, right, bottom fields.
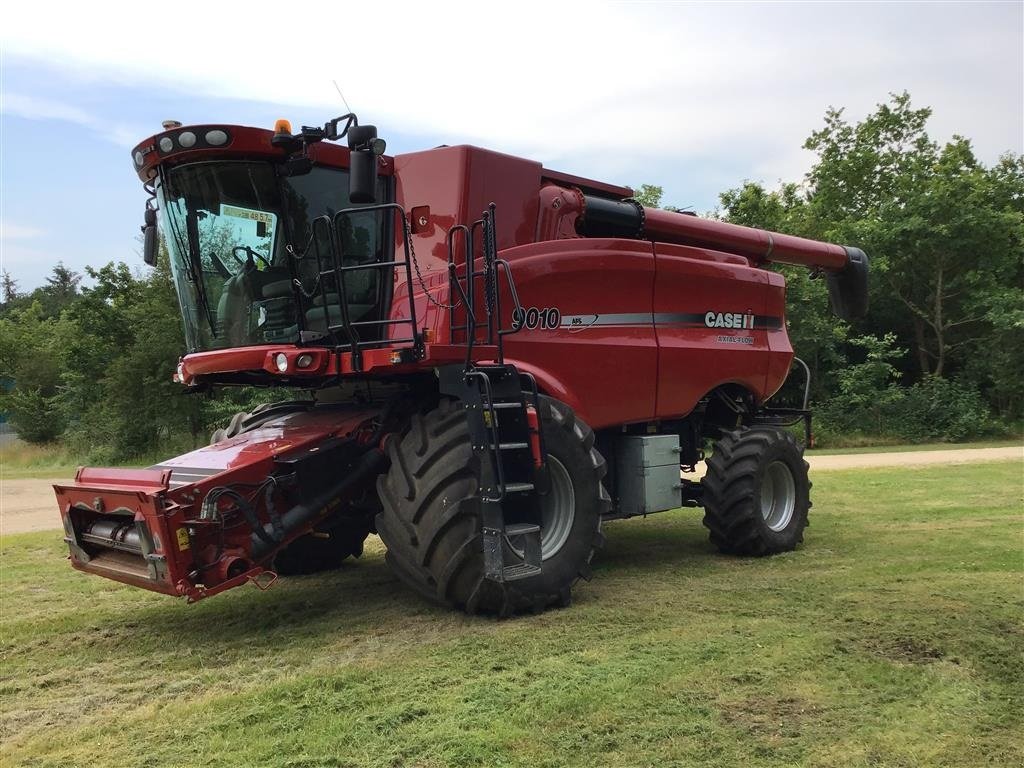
left=136, top=116, right=393, bottom=358
left=158, top=161, right=388, bottom=352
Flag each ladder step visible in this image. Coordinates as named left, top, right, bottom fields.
left=502, top=562, right=542, bottom=581
left=503, top=482, right=535, bottom=494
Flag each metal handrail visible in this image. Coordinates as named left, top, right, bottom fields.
left=291, top=203, right=423, bottom=372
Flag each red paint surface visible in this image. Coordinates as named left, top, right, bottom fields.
left=55, top=407, right=379, bottom=597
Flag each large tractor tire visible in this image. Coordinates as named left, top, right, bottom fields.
left=273, top=519, right=372, bottom=576
left=701, top=427, right=811, bottom=556
left=376, top=396, right=608, bottom=616
left=209, top=401, right=312, bottom=444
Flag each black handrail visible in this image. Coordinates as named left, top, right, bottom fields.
left=291, top=203, right=424, bottom=372
left=444, top=204, right=530, bottom=369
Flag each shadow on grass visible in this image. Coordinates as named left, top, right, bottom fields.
left=79, top=514, right=721, bottom=650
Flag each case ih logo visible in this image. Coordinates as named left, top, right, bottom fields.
left=704, top=311, right=755, bottom=330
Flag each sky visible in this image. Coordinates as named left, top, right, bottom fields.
left=1, top=0, right=1021, bottom=291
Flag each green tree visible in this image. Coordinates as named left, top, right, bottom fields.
left=719, top=93, right=1024, bottom=422
left=631, top=184, right=664, bottom=208
left=1, top=271, right=19, bottom=307
left=802, top=93, right=1023, bottom=387
left=0, top=300, right=70, bottom=442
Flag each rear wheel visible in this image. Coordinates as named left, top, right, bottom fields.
left=376, top=396, right=608, bottom=616
left=701, top=427, right=810, bottom=555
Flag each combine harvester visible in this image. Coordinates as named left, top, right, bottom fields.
left=54, top=114, right=867, bottom=615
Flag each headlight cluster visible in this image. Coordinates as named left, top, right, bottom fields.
left=132, top=128, right=232, bottom=169
left=274, top=352, right=316, bottom=373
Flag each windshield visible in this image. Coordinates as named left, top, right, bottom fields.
left=157, top=161, right=387, bottom=352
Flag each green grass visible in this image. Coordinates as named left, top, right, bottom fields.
left=0, top=441, right=83, bottom=479
left=2, top=461, right=1022, bottom=767
left=0, top=441, right=194, bottom=480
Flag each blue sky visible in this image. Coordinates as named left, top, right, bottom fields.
left=2, top=0, right=1021, bottom=291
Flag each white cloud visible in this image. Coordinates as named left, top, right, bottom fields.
left=0, top=91, right=143, bottom=148
left=0, top=220, right=42, bottom=240
left=1, top=93, right=95, bottom=125
left=0, top=1, right=1020, bottom=184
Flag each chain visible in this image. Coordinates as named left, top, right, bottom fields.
left=405, top=217, right=462, bottom=311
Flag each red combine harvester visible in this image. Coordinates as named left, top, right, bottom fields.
left=53, top=115, right=868, bottom=615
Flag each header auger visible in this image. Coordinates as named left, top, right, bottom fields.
left=54, top=114, right=867, bottom=615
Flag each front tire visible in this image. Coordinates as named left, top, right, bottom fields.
left=701, top=427, right=811, bottom=556
left=376, top=397, right=608, bottom=616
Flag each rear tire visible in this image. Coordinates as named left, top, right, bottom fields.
left=376, top=396, right=608, bottom=616
left=701, top=427, right=810, bottom=556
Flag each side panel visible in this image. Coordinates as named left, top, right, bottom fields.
left=500, top=239, right=657, bottom=429
left=390, top=145, right=543, bottom=342
left=653, top=243, right=774, bottom=418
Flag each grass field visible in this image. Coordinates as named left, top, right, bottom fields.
left=1, top=461, right=1021, bottom=767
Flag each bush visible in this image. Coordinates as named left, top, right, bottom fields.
left=818, top=376, right=1001, bottom=445
left=891, top=377, right=999, bottom=442
left=4, top=387, right=65, bottom=443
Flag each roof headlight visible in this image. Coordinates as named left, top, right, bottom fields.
left=133, top=150, right=144, bottom=168
left=158, top=136, right=174, bottom=152
left=274, top=353, right=289, bottom=373
left=205, top=129, right=229, bottom=146
left=178, top=131, right=197, bottom=148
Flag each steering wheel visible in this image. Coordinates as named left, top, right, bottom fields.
left=230, top=246, right=273, bottom=271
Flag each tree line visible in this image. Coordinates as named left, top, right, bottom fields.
left=637, top=93, right=1022, bottom=444
left=1, top=93, right=1020, bottom=458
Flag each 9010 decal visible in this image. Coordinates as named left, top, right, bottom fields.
left=511, top=306, right=562, bottom=331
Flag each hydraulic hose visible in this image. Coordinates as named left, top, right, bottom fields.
left=250, top=447, right=386, bottom=561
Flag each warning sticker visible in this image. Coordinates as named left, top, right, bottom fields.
left=176, top=527, right=190, bottom=551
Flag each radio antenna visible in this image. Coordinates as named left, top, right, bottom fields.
left=332, top=80, right=353, bottom=114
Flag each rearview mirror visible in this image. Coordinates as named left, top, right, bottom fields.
left=142, top=207, right=158, bottom=266
left=347, top=124, right=384, bottom=204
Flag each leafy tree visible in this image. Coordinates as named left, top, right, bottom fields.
left=631, top=184, right=664, bottom=208
left=718, top=92, right=1024, bottom=425
left=44, top=262, right=82, bottom=305
left=801, top=93, right=1023, bottom=388
left=0, top=300, right=69, bottom=442
left=1, top=271, right=19, bottom=307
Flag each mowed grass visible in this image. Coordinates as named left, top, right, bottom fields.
left=1, top=462, right=1021, bottom=768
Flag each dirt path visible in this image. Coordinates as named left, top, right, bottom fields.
left=2, top=446, right=1021, bottom=536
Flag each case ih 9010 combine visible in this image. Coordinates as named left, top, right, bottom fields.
left=53, top=115, right=867, bottom=615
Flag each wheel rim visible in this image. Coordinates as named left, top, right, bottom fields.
left=760, top=460, right=796, bottom=532
left=507, top=455, right=576, bottom=561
